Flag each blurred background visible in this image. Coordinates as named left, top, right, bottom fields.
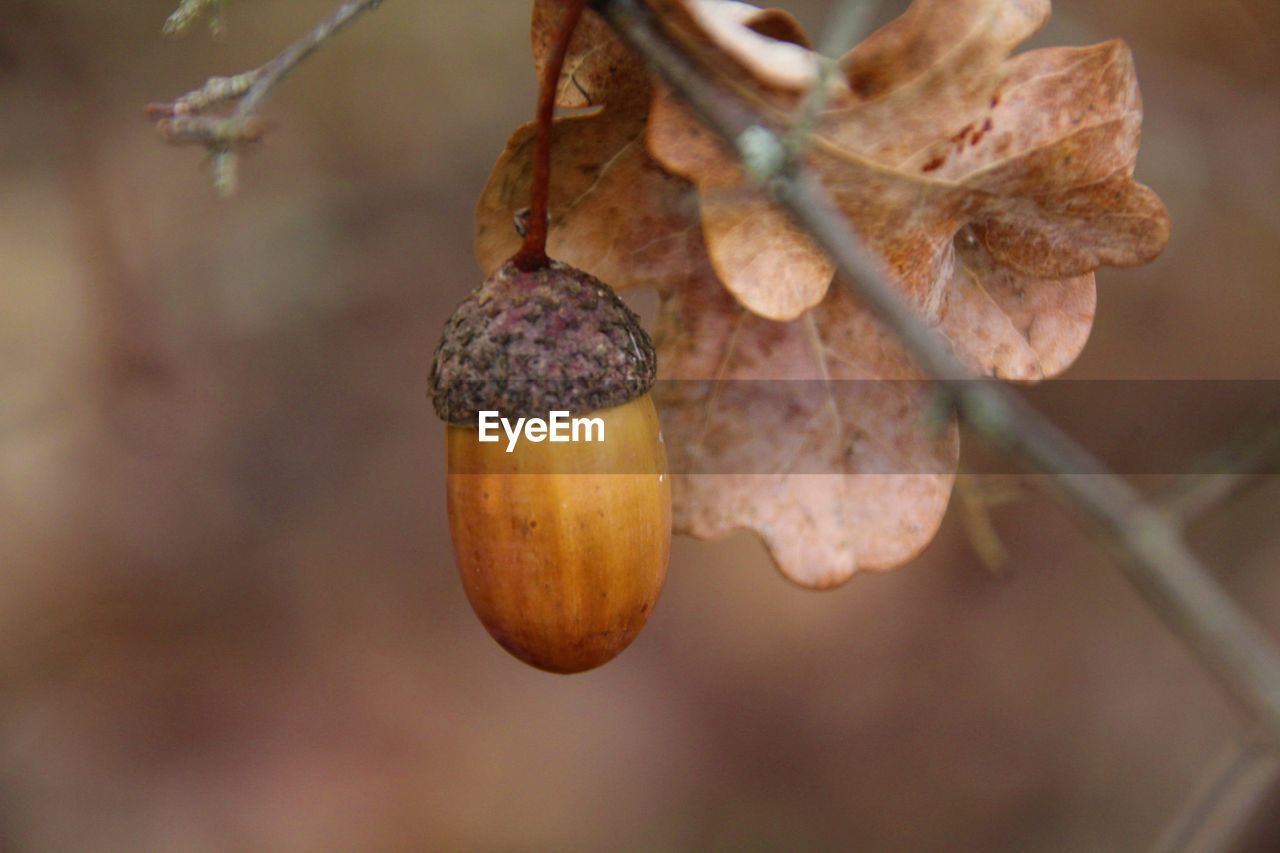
left=2, top=0, right=1279, bottom=849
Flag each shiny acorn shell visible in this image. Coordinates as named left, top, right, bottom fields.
left=445, top=395, right=670, bottom=673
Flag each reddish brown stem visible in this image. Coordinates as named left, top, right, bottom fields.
left=511, top=0, right=588, bottom=272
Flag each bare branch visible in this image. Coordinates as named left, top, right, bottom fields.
left=786, top=0, right=875, bottom=156
left=1155, top=410, right=1280, bottom=524
left=954, top=475, right=1031, bottom=575
left=234, top=0, right=383, bottom=118
left=146, top=70, right=260, bottom=118
left=149, top=0, right=384, bottom=193
left=1154, top=733, right=1279, bottom=852
left=592, top=0, right=1280, bottom=748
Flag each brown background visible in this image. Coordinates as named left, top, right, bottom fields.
left=2, top=0, right=1279, bottom=849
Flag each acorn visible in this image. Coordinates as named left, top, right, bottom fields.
left=429, top=258, right=671, bottom=674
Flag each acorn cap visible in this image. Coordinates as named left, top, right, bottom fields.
left=429, top=259, right=657, bottom=426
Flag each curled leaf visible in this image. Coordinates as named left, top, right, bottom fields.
left=532, top=0, right=640, bottom=109
left=645, top=0, right=1170, bottom=342
left=478, top=4, right=694, bottom=288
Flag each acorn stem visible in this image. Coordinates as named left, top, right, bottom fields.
left=512, top=0, right=588, bottom=272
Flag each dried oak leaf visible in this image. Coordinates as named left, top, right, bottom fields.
left=474, top=1, right=955, bottom=588
left=654, top=265, right=958, bottom=588
left=476, top=2, right=692, bottom=291
left=647, top=0, right=1170, bottom=387
left=531, top=0, right=637, bottom=109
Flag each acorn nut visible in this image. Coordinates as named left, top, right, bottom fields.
left=430, top=259, right=671, bottom=674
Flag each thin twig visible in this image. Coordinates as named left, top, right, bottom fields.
left=785, top=0, right=875, bottom=156
left=591, top=0, right=1280, bottom=747
left=148, top=0, right=384, bottom=193
left=235, top=0, right=382, bottom=117
left=1154, top=733, right=1279, bottom=852
left=954, top=476, right=1031, bottom=575
left=164, top=0, right=226, bottom=36
left=151, top=70, right=263, bottom=119
left=1155, top=410, right=1280, bottom=525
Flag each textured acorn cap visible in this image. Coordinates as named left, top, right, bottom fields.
left=429, top=259, right=657, bottom=426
